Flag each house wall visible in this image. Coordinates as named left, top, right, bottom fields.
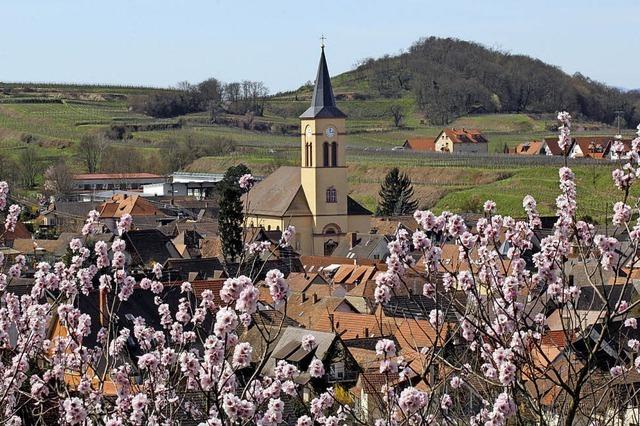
left=570, top=144, right=584, bottom=158
left=435, top=134, right=453, bottom=152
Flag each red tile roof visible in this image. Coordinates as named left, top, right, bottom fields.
left=99, top=194, right=160, bottom=218
left=442, top=128, right=487, bottom=144
left=73, top=173, right=163, bottom=180
left=514, top=141, right=545, bottom=155
left=404, top=138, right=436, bottom=151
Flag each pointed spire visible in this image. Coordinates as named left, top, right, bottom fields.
left=300, top=46, right=347, bottom=119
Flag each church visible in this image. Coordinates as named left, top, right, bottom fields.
left=243, top=46, right=372, bottom=256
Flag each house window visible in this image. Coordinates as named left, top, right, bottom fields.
left=326, top=187, right=337, bottom=203
left=323, top=142, right=329, bottom=167
left=331, top=142, right=337, bottom=167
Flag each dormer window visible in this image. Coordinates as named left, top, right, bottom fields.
left=326, top=187, right=337, bottom=203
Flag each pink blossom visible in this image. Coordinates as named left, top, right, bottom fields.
left=611, top=365, right=625, bottom=377
left=308, top=358, right=325, bottom=378
left=62, top=397, right=87, bottom=425
left=232, top=342, right=253, bottom=368
left=301, top=334, right=317, bottom=352
left=279, top=225, right=296, bottom=247
left=238, top=173, right=255, bottom=190
left=265, top=269, right=289, bottom=306
left=483, top=200, right=496, bottom=214
left=117, top=213, right=133, bottom=235
left=4, top=204, right=21, bottom=232
left=376, top=339, right=397, bottom=357
left=613, top=202, right=631, bottom=225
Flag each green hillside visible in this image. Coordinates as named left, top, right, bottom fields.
left=1, top=36, right=638, bottom=221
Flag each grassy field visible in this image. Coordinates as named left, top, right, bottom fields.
left=0, top=83, right=633, bottom=222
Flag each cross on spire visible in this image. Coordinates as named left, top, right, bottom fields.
left=320, top=34, right=326, bottom=49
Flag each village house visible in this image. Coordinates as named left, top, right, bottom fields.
left=243, top=46, right=372, bottom=256
left=330, top=231, right=391, bottom=261
left=99, top=193, right=174, bottom=233
left=38, top=201, right=102, bottom=232
left=434, top=128, right=488, bottom=153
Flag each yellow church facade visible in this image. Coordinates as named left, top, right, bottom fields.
left=243, top=47, right=371, bottom=256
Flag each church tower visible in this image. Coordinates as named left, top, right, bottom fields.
left=299, top=46, right=348, bottom=227
left=242, top=44, right=371, bottom=256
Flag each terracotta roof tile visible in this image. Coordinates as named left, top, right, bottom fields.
left=73, top=173, right=163, bottom=180
left=403, top=138, right=435, bottom=151
left=442, top=128, right=487, bottom=144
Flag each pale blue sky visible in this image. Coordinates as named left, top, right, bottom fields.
left=1, top=0, right=638, bottom=92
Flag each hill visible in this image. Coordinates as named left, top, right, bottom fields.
left=276, top=37, right=640, bottom=128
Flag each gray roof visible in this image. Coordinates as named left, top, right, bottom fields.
left=299, top=48, right=347, bottom=119
left=244, top=166, right=370, bottom=218
left=243, top=167, right=309, bottom=217
left=331, top=233, right=389, bottom=260
left=262, top=327, right=337, bottom=376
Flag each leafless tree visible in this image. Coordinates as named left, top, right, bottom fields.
left=390, top=105, right=405, bottom=127
left=78, top=134, right=108, bottom=173
left=43, top=161, right=74, bottom=200
left=17, top=146, right=38, bottom=188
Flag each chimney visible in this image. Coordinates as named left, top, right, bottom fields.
left=302, top=292, right=308, bottom=303
left=312, top=293, right=319, bottom=304
left=364, top=327, right=369, bottom=337
left=350, top=232, right=358, bottom=249
left=329, top=313, right=335, bottom=332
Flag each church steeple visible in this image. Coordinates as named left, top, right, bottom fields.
left=299, top=46, right=347, bottom=119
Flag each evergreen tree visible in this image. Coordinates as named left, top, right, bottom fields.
left=376, top=167, right=418, bottom=216
left=218, top=164, right=251, bottom=261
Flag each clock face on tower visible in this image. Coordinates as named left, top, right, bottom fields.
left=325, top=127, right=336, bottom=138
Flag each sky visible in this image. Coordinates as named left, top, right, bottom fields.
left=1, top=0, right=639, bottom=92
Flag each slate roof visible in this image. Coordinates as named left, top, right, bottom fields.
left=122, top=229, right=181, bottom=266
left=331, top=233, right=389, bottom=260
left=347, top=197, right=373, bottom=216
left=74, top=285, right=208, bottom=377
left=299, top=48, right=347, bottom=119
left=160, top=220, right=219, bottom=238
left=262, top=327, right=339, bottom=376
left=162, top=257, right=225, bottom=281
left=382, top=295, right=460, bottom=323
left=573, top=284, right=637, bottom=311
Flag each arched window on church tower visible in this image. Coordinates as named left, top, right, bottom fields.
left=326, top=187, right=337, bottom=203
left=323, top=142, right=329, bottom=167
left=305, top=143, right=313, bottom=167
left=331, top=142, right=337, bottom=167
